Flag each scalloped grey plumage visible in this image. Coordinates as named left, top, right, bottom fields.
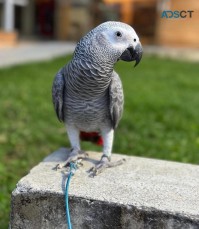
left=52, top=21, right=141, bottom=159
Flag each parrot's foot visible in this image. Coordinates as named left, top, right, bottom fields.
left=55, top=148, right=88, bottom=170
left=89, top=155, right=126, bottom=177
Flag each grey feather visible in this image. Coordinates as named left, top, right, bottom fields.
left=109, top=71, right=124, bottom=129
left=51, top=21, right=142, bottom=169
left=52, top=67, right=65, bottom=122
left=52, top=21, right=140, bottom=134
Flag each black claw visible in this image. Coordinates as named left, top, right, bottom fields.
left=101, top=154, right=111, bottom=161
left=55, top=164, right=63, bottom=170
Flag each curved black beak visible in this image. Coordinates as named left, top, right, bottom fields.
left=120, top=43, right=143, bottom=67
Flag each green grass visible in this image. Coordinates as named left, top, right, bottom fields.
left=0, top=55, right=199, bottom=227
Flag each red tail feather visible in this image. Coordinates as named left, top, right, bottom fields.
left=80, top=132, right=103, bottom=146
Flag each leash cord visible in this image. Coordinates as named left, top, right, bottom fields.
left=65, top=162, right=77, bottom=229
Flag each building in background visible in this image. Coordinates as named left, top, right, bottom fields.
left=0, top=0, right=198, bottom=47
left=0, top=0, right=29, bottom=47
left=0, top=0, right=95, bottom=46
left=156, top=0, right=198, bottom=47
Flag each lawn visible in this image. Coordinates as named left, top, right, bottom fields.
left=0, top=55, right=199, bottom=227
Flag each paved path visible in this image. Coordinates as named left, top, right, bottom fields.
left=0, top=42, right=198, bottom=68
left=144, top=45, right=199, bottom=62
left=0, top=41, right=76, bottom=68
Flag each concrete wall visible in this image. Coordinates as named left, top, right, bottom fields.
left=10, top=148, right=199, bottom=228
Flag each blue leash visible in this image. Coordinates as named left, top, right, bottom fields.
left=65, top=162, right=77, bottom=229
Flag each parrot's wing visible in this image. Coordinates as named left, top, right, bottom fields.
left=109, top=71, right=124, bottom=129
left=52, top=67, right=65, bottom=122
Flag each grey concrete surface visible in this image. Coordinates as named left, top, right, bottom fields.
left=10, top=148, right=199, bottom=229
left=0, top=41, right=76, bottom=68
left=144, top=46, right=199, bottom=62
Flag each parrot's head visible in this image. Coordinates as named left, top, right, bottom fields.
left=75, top=21, right=143, bottom=68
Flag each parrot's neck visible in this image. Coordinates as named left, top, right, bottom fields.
left=65, top=58, right=114, bottom=98
left=73, top=37, right=116, bottom=76
left=72, top=55, right=114, bottom=78
left=74, top=55, right=114, bottom=76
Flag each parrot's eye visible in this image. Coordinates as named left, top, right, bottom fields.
left=115, top=31, right=122, bottom=37
left=134, top=38, right=137, bottom=42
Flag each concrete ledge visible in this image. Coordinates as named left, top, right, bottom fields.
left=10, top=148, right=199, bottom=228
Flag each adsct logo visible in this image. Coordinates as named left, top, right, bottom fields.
left=161, top=10, right=194, bottom=19
left=159, top=0, right=194, bottom=19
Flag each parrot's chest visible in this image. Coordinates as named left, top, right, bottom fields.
left=64, top=94, right=110, bottom=131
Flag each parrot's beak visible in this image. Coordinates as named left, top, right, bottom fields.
left=132, top=43, right=143, bottom=67
left=120, top=42, right=143, bottom=67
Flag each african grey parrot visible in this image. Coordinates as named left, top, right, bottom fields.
left=52, top=21, right=142, bottom=175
